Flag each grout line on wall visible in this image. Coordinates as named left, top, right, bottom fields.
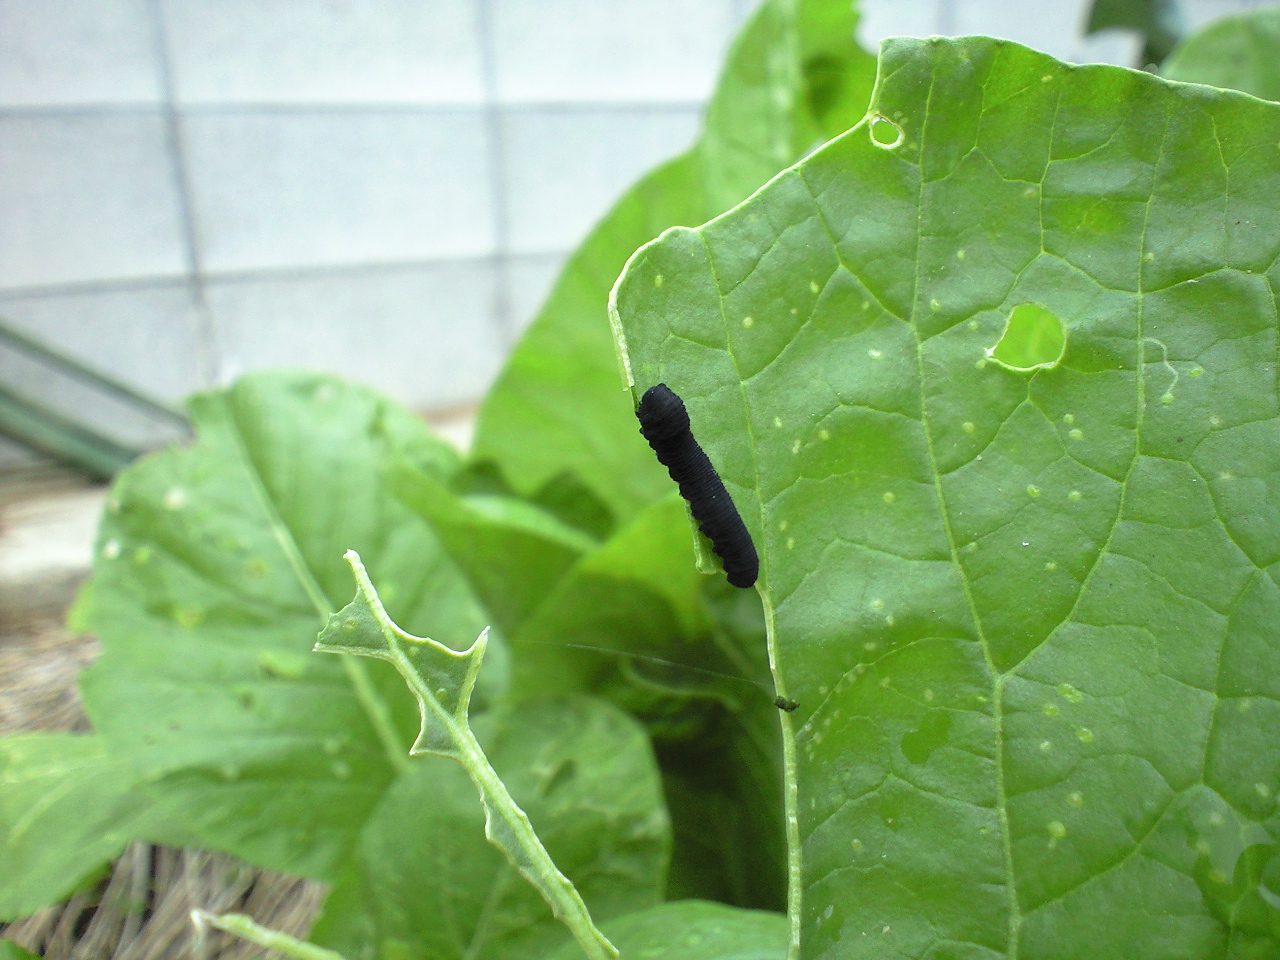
left=0, top=101, right=708, bottom=118
left=0, top=274, right=191, bottom=302
left=145, top=0, right=220, bottom=389
left=0, top=252, right=572, bottom=303
left=476, top=0, right=516, bottom=343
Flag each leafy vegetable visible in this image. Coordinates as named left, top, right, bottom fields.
left=395, top=458, right=791, bottom=909
left=611, top=35, right=1280, bottom=958
left=311, top=696, right=668, bottom=960
left=26, top=4, right=1273, bottom=958
left=314, top=551, right=636, bottom=960
left=389, top=2, right=877, bottom=911
left=76, top=371, right=497, bottom=881
left=1164, top=6, right=1280, bottom=101
left=1, top=0, right=879, bottom=938
left=471, top=0, right=875, bottom=528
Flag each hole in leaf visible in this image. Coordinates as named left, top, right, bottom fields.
left=986, top=303, right=1065, bottom=372
left=869, top=116, right=903, bottom=149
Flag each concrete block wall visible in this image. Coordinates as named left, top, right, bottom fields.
left=0, top=0, right=1267, bottom=418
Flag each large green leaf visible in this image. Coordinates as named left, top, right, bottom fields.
left=0, top=735, right=151, bottom=919
left=1164, top=7, right=1280, bottom=102
left=76, top=371, right=496, bottom=882
left=0, top=941, right=40, bottom=960
left=311, top=698, right=668, bottom=960
left=471, top=0, right=875, bottom=526
left=612, top=36, right=1280, bottom=958
left=541, top=901, right=787, bottom=960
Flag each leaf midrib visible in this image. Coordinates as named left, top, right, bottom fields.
left=220, top=395, right=408, bottom=773
left=898, top=59, right=1022, bottom=960
left=695, top=228, right=805, bottom=959
left=892, top=61, right=1174, bottom=959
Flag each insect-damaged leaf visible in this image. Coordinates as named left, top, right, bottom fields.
left=75, top=371, right=497, bottom=882
left=316, top=551, right=487, bottom=760
left=311, top=698, right=668, bottom=960
left=317, top=554, right=621, bottom=960
left=611, top=36, right=1280, bottom=959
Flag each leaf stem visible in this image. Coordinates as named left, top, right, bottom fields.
left=191, top=910, right=347, bottom=960
left=760, top=590, right=803, bottom=960
left=220, top=398, right=408, bottom=772
left=460, top=721, right=619, bottom=960
left=384, top=641, right=618, bottom=960
left=334, top=551, right=619, bottom=960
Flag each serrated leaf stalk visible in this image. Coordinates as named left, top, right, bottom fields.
left=315, top=551, right=618, bottom=960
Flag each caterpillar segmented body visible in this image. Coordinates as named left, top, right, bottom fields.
left=635, top=383, right=759, bottom=589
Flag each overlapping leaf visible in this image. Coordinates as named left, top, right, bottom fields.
left=0, top=940, right=40, bottom=960
left=311, top=698, right=668, bottom=960
left=612, top=36, right=1280, bottom=958
left=396, top=462, right=787, bottom=908
left=73, top=371, right=496, bottom=881
left=391, top=4, right=876, bottom=910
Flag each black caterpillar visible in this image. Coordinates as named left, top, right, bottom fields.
left=636, top=383, right=759, bottom=588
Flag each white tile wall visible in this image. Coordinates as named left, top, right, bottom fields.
left=491, top=0, right=741, bottom=103
left=0, top=0, right=161, bottom=107
left=182, top=110, right=494, bottom=273
left=1182, top=0, right=1271, bottom=29
left=501, top=107, right=701, bottom=255
left=953, top=0, right=1141, bottom=65
left=0, top=114, right=187, bottom=289
left=859, top=0, right=946, bottom=47
left=0, top=0, right=1267, bottom=436
left=161, top=0, right=486, bottom=106
left=860, top=0, right=1140, bottom=65
left=207, top=262, right=504, bottom=409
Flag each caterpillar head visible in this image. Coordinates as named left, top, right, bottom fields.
left=637, top=383, right=691, bottom=441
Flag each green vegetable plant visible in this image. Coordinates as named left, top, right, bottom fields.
left=611, top=31, right=1280, bottom=959
left=5, top=3, right=1280, bottom=960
